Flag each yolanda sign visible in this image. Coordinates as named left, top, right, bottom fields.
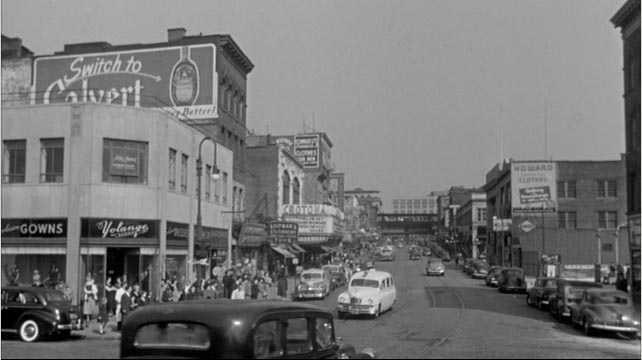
left=32, top=44, right=218, bottom=123
left=511, top=162, right=557, bottom=214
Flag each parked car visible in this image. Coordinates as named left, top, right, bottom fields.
left=461, top=258, right=475, bottom=273
left=1, top=286, right=84, bottom=342
left=485, top=266, right=504, bottom=287
left=497, top=268, right=527, bottom=293
left=470, top=261, right=490, bottom=279
left=120, top=299, right=376, bottom=359
left=337, top=270, right=396, bottom=319
left=425, top=257, right=445, bottom=276
left=323, top=264, right=347, bottom=291
left=295, top=269, right=331, bottom=300
left=526, top=277, right=558, bottom=310
left=569, top=288, right=640, bottom=338
left=549, top=279, right=603, bottom=323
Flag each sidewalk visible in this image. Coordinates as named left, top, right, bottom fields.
left=76, top=277, right=298, bottom=341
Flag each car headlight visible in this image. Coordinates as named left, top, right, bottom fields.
left=338, top=295, right=348, bottom=303
left=633, top=320, right=640, bottom=326
left=367, top=299, right=374, bottom=305
left=55, top=308, right=61, bottom=320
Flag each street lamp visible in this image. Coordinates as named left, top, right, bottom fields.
left=196, top=137, right=220, bottom=279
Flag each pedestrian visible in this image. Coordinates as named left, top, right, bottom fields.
left=46, top=261, right=61, bottom=288
left=184, top=285, right=198, bottom=300
left=231, top=283, right=245, bottom=300
left=117, top=284, right=132, bottom=331
left=251, top=278, right=260, bottom=299
left=616, top=265, right=628, bottom=292
left=203, top=280, right=217, bottom=300
left=105, top=277, right=117, bottom=315
left=32, top=269, right=44, bottom=287
left=130, top=284, right=143, bottom=310
left=97, top=296, right=109, bottom=335
left=277, top=272, right=288, bottom=299
left=83, top=275, right=98, bottom=323
left=114, top=281, right=127, bottom=327
left=7, top=264, right=20, bottom=286
left=161, top=278, right=174, bottom=302
left=223, top=270, right=235, bottom=299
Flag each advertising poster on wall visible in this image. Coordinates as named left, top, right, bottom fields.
left=511, top=162, right=557, bottom=214
left=32, top=44, right=218, bottom=124
left=294, top=134, right=320, bottom=168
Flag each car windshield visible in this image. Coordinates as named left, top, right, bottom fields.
left=302, top=273, right=322, bottom=280
left=323, top=266, right=341, bottom=273
left=591, top=292, right=630, bottom=305
left=44, top=291, right=67, bottom=302
left=350, top=279, right=380, bottom=288
left=543, top=280, right=557, bottom=288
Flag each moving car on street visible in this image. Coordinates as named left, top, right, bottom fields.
left=295, top=268, right=331, bottom=300
left=425, top=257, right=445, bottom=276
left=526, top=277, right=557, bottom=310
left=337, top=269, right=397, bottom=319
left=377, top=246, right=396, bottom=262
left=569, top=288, right=640, bottom=338
left=322, top=264, right=347, bottom=291
left=120, top=300, right=376, bottom=359
left=1, top=286, right=84, bottom=342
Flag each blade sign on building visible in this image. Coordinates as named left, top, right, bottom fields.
left=32, top=44, right=217, bottom=123
left=511, top=162, right=558, bottom=214
left=267, top=221, right=298, bottom=245
left=293, top=134, right=320, bottom=168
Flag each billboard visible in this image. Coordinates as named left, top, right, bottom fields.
left=293, top=134, right=320, bottom=168
left=32, top=44, right=217, bottom=124
left=511, top=162, right=557, bottom=214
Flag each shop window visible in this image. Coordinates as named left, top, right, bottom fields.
left=40, top=138, right=64, bottom=183
left=181, top=153, right=188, bottom=193
left=169, top=148, right=177, bottom=190
left=3, top=139, right=26, bottom=183
left=102, top=139, right=148, bottom=184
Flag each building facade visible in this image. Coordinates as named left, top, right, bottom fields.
left=1, top=103, right=234, bottom=304
left=454, top=191, right=487, bottom=259
left=343, top=188, right=383, bottom=234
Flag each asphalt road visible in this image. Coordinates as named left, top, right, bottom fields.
left=2, top=251, right=641, bottom=359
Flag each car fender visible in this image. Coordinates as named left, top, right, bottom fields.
left=16, top=310, right=57, bottom=332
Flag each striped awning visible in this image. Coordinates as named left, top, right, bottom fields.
left=271, top=245, right=296, bottom=259
left=288, top=243, right=307, bottom=253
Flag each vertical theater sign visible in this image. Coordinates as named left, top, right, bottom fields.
left=31, top=44, right=218, bottom=125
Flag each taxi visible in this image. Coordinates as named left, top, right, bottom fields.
left=295, top=268, right=331, bottom=300
left=337, top=269, right=396, bottom=319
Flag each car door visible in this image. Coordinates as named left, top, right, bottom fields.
left=2, top=290, right=25, bottom=330
left=389, top=277, right=397, bottom=309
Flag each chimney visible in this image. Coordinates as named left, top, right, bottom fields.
left=167, top=28, right=187, bottom=42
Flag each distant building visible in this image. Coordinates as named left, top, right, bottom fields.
left=454, top=191, right=487, bottom=259
left=329, top=173, right=345, bottom=210
left=344, top=188, right=383, bottom=233
left=484, top=159, right=628, bottom=277
left=1, top=35, right=33, bottom=105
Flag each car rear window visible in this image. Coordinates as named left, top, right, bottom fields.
left=134, top=323, right=210, bottom=350
left=591, top=292, right=630, bottom=305
left=350, top=279, right=380, bottom=288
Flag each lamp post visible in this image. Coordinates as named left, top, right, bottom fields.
left=196, top=137, right=220, bottom=279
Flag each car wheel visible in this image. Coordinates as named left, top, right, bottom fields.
left=19, top=319, right=41, bottom=342
left=373, top=304, right=381, bottom=319
left=526, top=295, right=532, bottom=306
left=583, top=318, right=592, bottom=336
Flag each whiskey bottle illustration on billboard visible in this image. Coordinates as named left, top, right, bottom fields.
left=170, top=46, right=199, bottom=107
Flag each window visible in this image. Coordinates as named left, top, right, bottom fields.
left=598, top=211, right=617, bottom=229
left=222, top=172, right=228, bottom=204
left=102, top=139, right=148, bottom=184
left=476, top=208, right=487, bottom=222
left=558, top=211, right=577, bottom=229
left=40, top=138, right=64, bottom=182
left=597, top=180, right=617, bottom=198
left=214, top=169, right=221, bottom=202
left=3, top=140, right=26, bottom=183
left=168, top=148, right=177, bottom=190
left=205, top=165, right=211, bottom=199
left=557, top=181, right=576, bottom=199
left=292, top=178, right=301, bottom=204
left=315, top=318, right=334, bottom=351
left=282, top=171, right=291, bottom=205
left=180, top=154, right=188, bottom=193
left=254, top=321, right=283, bottom=358
left=285, top=318, right=310, bottom=355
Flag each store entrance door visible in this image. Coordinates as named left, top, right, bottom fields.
left=106, top=247, right=140, bottom=286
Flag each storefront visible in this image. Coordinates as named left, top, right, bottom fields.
left=267, top=221, right=301, bottom=275
left=237, top=222, right=268, bottom=274
left=193, top=226, right=228, bottom=280
left=165, top=221, right=189, bottom=292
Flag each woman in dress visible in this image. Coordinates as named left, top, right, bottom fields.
left=83, top=275, right=98, bottom=323
left=104, top=277, right=117, bottom=316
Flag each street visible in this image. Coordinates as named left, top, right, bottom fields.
left=2, top=255, right=640, bottom=359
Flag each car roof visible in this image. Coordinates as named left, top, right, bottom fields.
left=427, top=257, right=442, bottom=262
left=302, top=268, right=325, bottom=274
left=351, top=270, right=391, bottom=281
left=557, top=279, right=603, bottom=286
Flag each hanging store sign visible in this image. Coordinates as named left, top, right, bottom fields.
left=1, top=218, right=67, bottom=238
left=198, top=226, right=228, bottom=248
left=267, top=221, right=298, bottom=245
left=511, top=162, right=557, bottom=214
left=32, top=44, right=218, bottom=123
left=166, top=221, right=189, bottom=241
left=238, top=222, right=267, bottom=247
left=81, top=218, right=158, bottom=239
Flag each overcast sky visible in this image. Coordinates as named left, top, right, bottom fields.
left=1, top=0, right=627, bottom=211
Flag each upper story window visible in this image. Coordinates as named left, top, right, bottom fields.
left=293, top=177, right=301, bottom=204
left=282, top=171, right=291, bottom=205
left=168, top=148, right=177, bottom=190
left=557, top=181, right=576, bottom=199
left=102, top=139, right=148, bottom=184
left=597, top=180, right=617, bottom=198
left=222, top=172, right=228, bottom=204
left=476, top=208, right=487, bottom=222
left=180, top=153, right=188, bottom=193
left=3, top=139, right=26, bottom=184
left=40, top=138, right=64, bottom=183
left=598, top=211, right=617, bottom=229
left=558, top=211, right=577, bottom=229
left=205, top=165, right=212, bottom=200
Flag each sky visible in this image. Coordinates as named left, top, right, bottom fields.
left=1, top=0, right=628, bottom=211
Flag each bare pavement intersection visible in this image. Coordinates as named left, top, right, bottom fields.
left=2, top=257, right=640, bottom=359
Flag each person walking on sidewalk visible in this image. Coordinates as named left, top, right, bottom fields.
left=97, top=296, right=108, bottom=335
left=277, top=272, right=288, bottom=299
left=117, top=284, right=132, bottom=331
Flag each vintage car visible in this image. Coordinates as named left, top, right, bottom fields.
left=337, top=270, right=397, bottom=319
left=497, top=268, right=527, bottom=293
left=425, top=257, right=445, bottom=276
left=485, top=266, right=504, bottom=287
left=1, top=286, right=84, bottom=342
left=323, top=264, right=347, bottom=291
left=569, top=288, right=640, bottom=338
left=526, top=277, right=558, bottom=310
left=377, top=246, right=395, bottom=262
left=549, top=279, right=603, bottom=323
left=120, top=300, right=376, bottom=359
left=295, top=268, right=331, bottom=300
left=421, top=247, right=432, bottom=257
left=461, top=258, right=475, bottom=274
left=470, top=261, right=490, bottom=279
left=409, top=247, right=421, bottom=261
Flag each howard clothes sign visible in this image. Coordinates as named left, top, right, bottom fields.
left=510, top=162, right=557, bottom=214
left=32, top=44, right=218, bottom=122
left=267, top=222, right=298, bottom=245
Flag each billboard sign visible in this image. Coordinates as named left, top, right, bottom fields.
left=293, top=134, right=320, bottom=168
left=511, top=162, right=557, bottom=214
left=32, top=44, right=218, bottom=123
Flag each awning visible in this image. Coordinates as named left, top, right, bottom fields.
left=320, top=246, right=333, bottom=253
left=271, top=245, right=296, bottom=259
left=289, top=243, right=307, bottom=253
